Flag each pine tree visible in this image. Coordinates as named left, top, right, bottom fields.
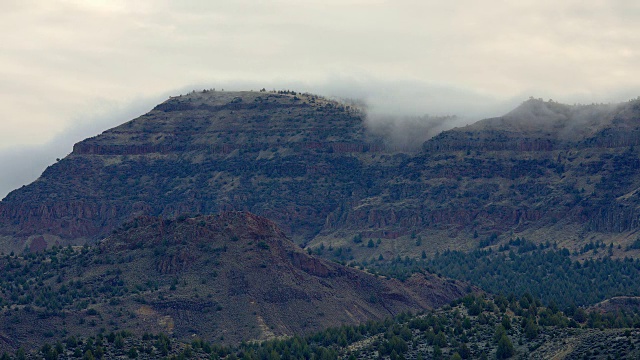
left=495, top=335, right=514, bottom=359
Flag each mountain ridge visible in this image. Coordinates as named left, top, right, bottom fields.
left=2, top=91, right=640, bottom=263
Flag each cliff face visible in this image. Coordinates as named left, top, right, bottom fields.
left=2, top=92, right=640, bottom=257
left=318, top=98, right=640, bottom=255
left=0, top=91, right=384, bottom=250
left=414, top=100, right=640, bottom=232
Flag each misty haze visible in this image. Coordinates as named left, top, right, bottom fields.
left=2, top=1, right=640, bottom=358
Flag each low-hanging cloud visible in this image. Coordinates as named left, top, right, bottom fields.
left=0, top=78, right=516, bottom=199
left=0, top=76, right=634, bottom=199
left=300, top=76, right=520, bottom=151
left=365, top=114, right=460, bottom=152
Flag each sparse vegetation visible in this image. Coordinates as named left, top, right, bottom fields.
left=7, top=293, right=639, bottom=359
left=0, top=213, right=466, bottom=353
left=4, top=91, right=640, bottom=357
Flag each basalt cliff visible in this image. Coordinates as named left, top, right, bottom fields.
left=2, top=91, right=640, bottom=259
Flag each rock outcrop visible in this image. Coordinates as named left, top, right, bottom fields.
left=3, top=92, right=640, bottom=257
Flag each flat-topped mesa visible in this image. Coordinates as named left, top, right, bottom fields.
left=72, top=91, right=380, bottom=156
left=4, top=92, right=640, bottom=258
left=0, top=90, right=390, bottom=252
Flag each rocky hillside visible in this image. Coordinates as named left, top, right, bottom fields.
left=0, top=211, right=469, bottom=352
left=9, top=292, right=640, bottom=359
left=318, top=98, right=640, bottom=258
left=0, top=90, right=383, bottom=252
left=3, top=91, right=640, bottom=261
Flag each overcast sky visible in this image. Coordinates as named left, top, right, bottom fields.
left=1, top=0, right=640, bottom=197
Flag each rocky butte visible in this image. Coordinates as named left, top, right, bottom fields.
left=0, top=90, right=379, bottom=252
left=1, top=91, right=640, bottom=261
left=0, top=212, right=469, bottom=351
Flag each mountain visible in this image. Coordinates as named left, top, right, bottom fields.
left=0, top=90, right=380, bottom=252
left=399, top=98, right=640, bottom=253
left=3, top=91, right=640, bottom=262
left=0, top=211, right=469, bottom=352
left=320, top=97, right=640, bottom=259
